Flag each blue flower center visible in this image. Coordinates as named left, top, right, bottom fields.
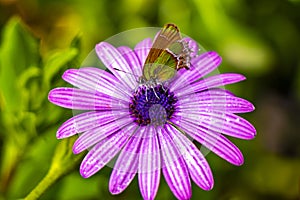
left=129, top=85, right=177, bottom=126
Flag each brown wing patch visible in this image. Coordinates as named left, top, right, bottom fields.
left=144, top=24, right=181, bottom=66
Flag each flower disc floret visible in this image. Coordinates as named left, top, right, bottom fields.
left=129, top=85, right=177, bottom=126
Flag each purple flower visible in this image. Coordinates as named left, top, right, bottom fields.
left=48, top=36, right=256, bottom=199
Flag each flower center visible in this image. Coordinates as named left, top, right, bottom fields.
left=129, top=85, right=177, bottom=126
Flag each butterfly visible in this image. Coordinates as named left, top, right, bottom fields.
left=139, top=23, right=192, bottom=86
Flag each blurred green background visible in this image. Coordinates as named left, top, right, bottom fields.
left=0, top=0, right=300, bottom=199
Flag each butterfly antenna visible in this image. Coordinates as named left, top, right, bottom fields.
left=113, top=68, right=139, bottom=78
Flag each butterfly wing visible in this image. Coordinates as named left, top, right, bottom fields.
left=143, top=24, right=182, bottom=82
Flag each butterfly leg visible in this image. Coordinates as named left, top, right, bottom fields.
left=145, top=87, right=148, bottom=102
left=152, top=87, right=160, bottom=99
left=160, top=82, right=167, bottom=92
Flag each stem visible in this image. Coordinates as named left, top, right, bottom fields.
left=24, top=137, right=82, bottom=200
left=24, top=166, right=62, bottom=200
left=0, top=132, right=29, bottom=196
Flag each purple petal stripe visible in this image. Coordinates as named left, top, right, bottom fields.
left=109, top=127, right=146, bottom=194
left=118, top=46, right=142, bottom=79
left=138, top=126, right=161, bottom=200
left=80, top=124, right=136, bottom=178
left=176, top=110, right=256, bottom=139
left=134, top=38, right=152, bottom=66
left=95, top=42, right=137, bottom=90
left=48, top=87, right=127, bottom=110
left=165, top=124, right=214, bottom=190
left=171, top=52, right=221, bottom=91
left=56, top=110, right=128, bottom=139
left=79, top=67, right=132, bottom=98
left=157, top=127, right=192, bottom=200
left=174, top=73, right=246, bottom=97
left=177, top=89, right=235, bottom=106
left=172, top=118, right=244, bottom=166
left=177, top=93, right=255, bottom=113
left=62, top=68, right=130, bottom=101
left=73, top=117, right=133, bottom=154
left=198, top=88, right=236, bottom=96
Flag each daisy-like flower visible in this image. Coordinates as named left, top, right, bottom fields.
left=48, top=28, right=256, bottom=200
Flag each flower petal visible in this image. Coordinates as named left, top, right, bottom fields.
left=176, top=110, right=256, bottom=140
left=177, top=91, right=255, bottom=113
left=134, top=38, right=152, bottom=66
left=109, top=127, right=145, bottom=194
left=62, top=68, right=130, bottom=101
left=157, top=127, right=192, bottom=200
left=165, top=124, right=214, bottom=190
left=80, top=124, right=136, bottom=178
left=174, top=73, right=246, bottom=97
left=190, top=88, right=236, bottom=97
left=138, top=126, right=161, bottom=200
left=56, top=110, right=128, bottom=139
left=172, top=118, right=244, bottom=166
left=73, top=117, right=132, bottom=154
left=171, top=51, right=221, bottom=91
left=118, top=46, right=143, bottom=78
left=95, top=42, right=136, bottom=90
left=48, top=87, right=127, bottom=110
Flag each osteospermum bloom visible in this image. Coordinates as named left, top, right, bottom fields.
left=48, top=33, right=256, bottom=199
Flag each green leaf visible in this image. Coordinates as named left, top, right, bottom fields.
left=0, top=17, right=39, bottom=112
left=70, top=34, right=82, bottom=50
left=43, top=48, right=78, bottom=88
